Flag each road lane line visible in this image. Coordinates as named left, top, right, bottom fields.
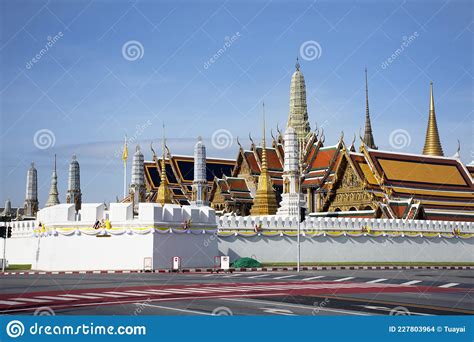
left=302, top=276, right=325, bottom=281
left=366, top=278, right=387, bottom=284
left=273, top=275, right=297, bottom=280
left=401, top=280, right=422, bottom=286
left=138, top=303, right=214, bottom=315
left=222, top=298, right=370, bottom=316
left=438, top=283, right=459, bottom=288
left=333, top=277, right=355, bottom=282
left=224, top=274, right=243, bottom=278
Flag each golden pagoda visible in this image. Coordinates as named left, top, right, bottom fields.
left=422, top=81, right=444, bottom=156
left=156, top=124, right=173, bottom=205
left=250, top=103, right=278, bottom=216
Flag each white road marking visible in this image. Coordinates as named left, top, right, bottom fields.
left=223, top=298, right=370, bottom=316
left=302, top=276, right=325, bottom=281
left=84, top=293, right=127, bottom=298
left=35, top=296, right=77, bottom=301
left=438, top=283, right=459, bottom=288
left=61, top=294, right=102, bottom=299
left=125, top=290, right=168, bottom=296
left=154, top=289, right=198, bottom=294
left=362, top=305, right=432, bottom=316
left=333, top=277, right=355, bottom=282
left=0, top=300, right=23, bottom=305
left=223, top=273, right=243, bottom=278
left=105, top=291, right=145, bottom=297
left=260, top=307, right=296, bottom=316
left=401, top=280, right=422, bottom=286
left=138, top=303, right=216, bottom=315
left=247, top=274, right=269, bottom=279
left=366, top=278, right=387, bottom=284
left=11, top=297, right=49, bottom=303
left=202, top=274, right=215, bottom=277
left=273, top=275, right=297, bottom=280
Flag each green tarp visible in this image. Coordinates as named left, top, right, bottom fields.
left=232, top=257, right=262, bottom=268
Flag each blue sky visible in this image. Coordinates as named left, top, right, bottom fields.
left=0, top=0, right=472, bottom=206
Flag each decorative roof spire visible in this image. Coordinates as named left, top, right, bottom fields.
left=261, top=101, right=267, bottom=172
left=45, top=154, right=60, bottom=207
left=422, top=81, right=444, bottom=156
left=287, top=59, right=311, bottom=143
left=250, top=102, right=278, bottom=216
left=156, top=123, right=172, bottom=205
left=362, top=68, right=377, bottom=150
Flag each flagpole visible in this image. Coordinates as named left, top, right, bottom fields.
left=123, top=159, right=127, bottom=198
left=123, top=135, right=128, bottom=199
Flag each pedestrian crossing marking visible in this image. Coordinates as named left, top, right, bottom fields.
left=302, top=276, right=325, bottom=281
left=401, top=280, right=422, bottom=286
left=273, top=275, right=297, bottom=280
left=36, top=296, right=77, bottom=301
left=366, top=278, right=387, bottom=284
left=334, top=277, right=355, bottom=282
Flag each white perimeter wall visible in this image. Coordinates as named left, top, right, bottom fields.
left=1, top=233, right=217, bottom=271
left=217, top=235, right=474, bottom=263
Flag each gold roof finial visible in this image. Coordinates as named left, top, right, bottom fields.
left=422, top=81, right=444, bottom=156
left=156, top=123, right=172, bottom=205
left=250, top=101, right=278, bottom=216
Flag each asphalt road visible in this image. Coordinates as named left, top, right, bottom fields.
left=0, top=269, right=472, bottom=316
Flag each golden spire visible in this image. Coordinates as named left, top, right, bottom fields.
left=422, top=81, right=444, bottom=156
left=156, top=123, right=172, bottom=205
left=250, top=102, right=278, bottom=216
left=362, top=68, right=377, bottom=149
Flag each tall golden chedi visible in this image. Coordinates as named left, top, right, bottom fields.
left=250, top=103, right=278, bottom=216
left=156, top=124, right=173, bottom=205
left=422, top=81, right=444, bottom=156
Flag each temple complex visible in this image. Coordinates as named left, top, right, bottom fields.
left=14, top=60, right=474, bottom=222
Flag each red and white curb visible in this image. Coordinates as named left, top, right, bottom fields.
left=1, top=265, right=472, bottom=276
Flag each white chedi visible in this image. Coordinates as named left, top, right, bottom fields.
left=277, top=126, right=306, bottom=216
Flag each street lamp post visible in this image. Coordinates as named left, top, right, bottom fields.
left=297, top=172, right=301, bottom=272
